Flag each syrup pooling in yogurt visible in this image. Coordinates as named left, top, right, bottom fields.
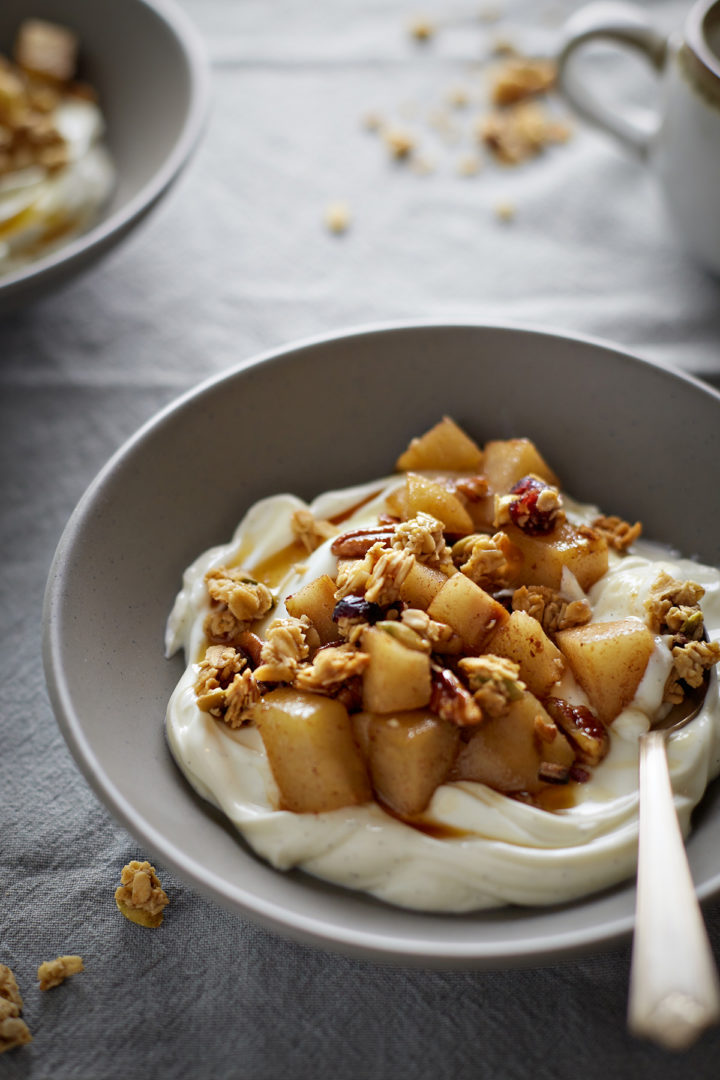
left=165, top=419, right=720, bottom=912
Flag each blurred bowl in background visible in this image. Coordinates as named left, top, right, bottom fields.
left=0, top=0, right=208, bottom=313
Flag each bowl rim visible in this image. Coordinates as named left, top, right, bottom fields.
left=42, top=318, right=720, bottom=967
left=0, top=0, right=210, bottom=299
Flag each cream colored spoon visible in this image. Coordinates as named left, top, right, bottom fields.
left=628, top=683, right=720, bottom=1050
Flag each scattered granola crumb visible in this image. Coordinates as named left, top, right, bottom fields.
left=362, top=110, right=384, bottom=132
left=494, top=199, right=516, bottom=221
left=324, top=200, right=351, bottom=234
left=115, top=861, right=169, bottom=928
left=591, top=514, right=642, bottom=552
left=0, top=1010, right=32, bottom=1054
left=410, top=154, right=436, bottom=175
left=480, top=101, right=571, bottom=164
left=37, top=955, right=83, bottom=991
left=383, top=126, right=417, bottom=159
left=491, top=36, right=518, bottom=57
left=446, top=85, right=471, bottom=108
left=408, top=16, right=435, bottom=41
left=457, top=152, right=483, bottom=176
left=490, top=57, right=557, bottom=105
left=291, top=508, right=338, bottom=552
left=0, top=967, right=23, bottom=1014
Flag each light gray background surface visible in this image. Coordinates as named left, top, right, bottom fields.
left=2, top=1, right=720, bottom=1077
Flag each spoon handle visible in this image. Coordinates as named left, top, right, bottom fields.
left=628, top=729, right=720, bottom=1050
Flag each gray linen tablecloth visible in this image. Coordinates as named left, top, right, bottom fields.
left=2, top=1, right=720, bottom=1077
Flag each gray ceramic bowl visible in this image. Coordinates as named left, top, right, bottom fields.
left=0, top=0, right=208, bottom=312
left=43, top=322, right=720, bottom=967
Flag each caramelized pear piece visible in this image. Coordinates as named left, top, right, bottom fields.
left=500, top=520, right=608, bottom=591
left=358, top=709, right=460, bottom=815
left=556, top=618, right=655, bottom=725
left=361, top=625, right=432, bottom=713
left=395, top=416, right=483, bottom=472
left=486, top=609, right=565, bottom=698
left=483, top=437, right=559, bottom=493
left=427, top=572, right=508, bottom=652
left=256, top=689, right=371, bottom=812
left=452, top=690, right=574, bottom=794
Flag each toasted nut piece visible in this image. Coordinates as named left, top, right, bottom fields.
left=430, top=665, right=483, bottom=726
left=331, top=525, right=396, bottom=558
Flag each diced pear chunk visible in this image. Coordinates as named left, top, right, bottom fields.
left=405, top=473, right=474, bottom=534
left=486, top=609, right=565, bottom=698
left=398, top=560, right=450, bottom=610
left=556, top=618, right=655, bottom=725
left=256, top=689, right=371, bottom=812
left=361, top=626, right=432, bottom=713
left=356, top=709, right=460, bottom=816
left=483, top=438, right=559, bottom=493
left=396, top=417, right=484, bottom=472
left=427, top=572, right=508, bottom=652
left=285, top=574, right=338, bottom=644
left=500, top=521, right=608, bottom=591
left=452, top=690, right=574, bottom=794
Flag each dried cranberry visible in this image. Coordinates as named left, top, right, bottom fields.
left=332, top=596, right=382, bottom=623
left=508, top=475, right=557, bottom=535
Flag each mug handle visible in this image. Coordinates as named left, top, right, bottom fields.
left=557, top=2, right=668, bottom=159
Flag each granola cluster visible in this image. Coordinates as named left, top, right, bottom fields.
left=291, top=508, right=338, bottom=552
left=114, top=861, right=169, bottom=929
left=37, top=955, right=83, bottom=992
left=644, top=571, right=720, bottom=704
left=512, top=585, right=591, bottom=634
left=0, top=965, right=31, bottom=1054
left=592, top=514, right=642, bottom=552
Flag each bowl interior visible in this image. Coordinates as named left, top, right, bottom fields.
left=43, top=323, right=720, bottom=966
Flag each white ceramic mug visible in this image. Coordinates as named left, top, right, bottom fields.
left=557, top=0, right=720, bottom=274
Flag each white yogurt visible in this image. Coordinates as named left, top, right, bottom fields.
left=165, top=479, right=720, bottom=912
left=0, top=98, right=114, bottom=274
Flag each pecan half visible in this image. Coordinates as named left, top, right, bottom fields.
left=537, top=762, right=570, bottom=785
left=430, top=665, right=483, bottom=726
left=330, top=525, right=396, bottom=558
left=545, top=698, right=609, bottom=767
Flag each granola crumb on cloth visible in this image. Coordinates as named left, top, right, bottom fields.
left=37, top=955, right=84, bottom=991
left=0, top=964, right=31, bottom=1053
left=115, top=860, right=169, bottom=928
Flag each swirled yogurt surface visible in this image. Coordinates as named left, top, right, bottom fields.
left=165, top=477, right=720, bottom=912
